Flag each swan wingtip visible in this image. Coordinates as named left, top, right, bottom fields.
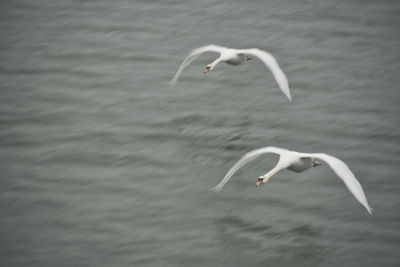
left=367, top=207, right=374, bottom=214
left=209, top=186, right=222, bottom=192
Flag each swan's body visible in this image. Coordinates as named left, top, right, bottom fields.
left=211, top=146, right=373, bottom=214
left=170, top=45, right=291, bottom=101
left=216, top=49, right=248, bottom=65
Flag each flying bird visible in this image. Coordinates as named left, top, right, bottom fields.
left=170, top=45, right=291, bottom=101
left=210, top=146, right=372, bottom=214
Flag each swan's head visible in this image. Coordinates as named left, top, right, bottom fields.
left=313, top=161, right=321, bottom=167
left=255, top=177, right=265, bottom=187
left=203, top=64, right=212, bottom=73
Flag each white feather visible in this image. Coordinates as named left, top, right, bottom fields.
left=211, top=146, right=373, bottom=214
left=170, top=45, right=291, bottom=101
left=237, top=48, right=291, bottom=100
left=210, top=146, right=288, bottom=192
left=307, top=153, right=373, bottom=214
left=170, top=44, right=225, bottom=85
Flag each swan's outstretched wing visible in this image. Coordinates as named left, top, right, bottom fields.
left=210, top=146, right=288, bottom=192
left=237, top=48, right=291, bottom=101
left=308, top=153, right=373, bottom=214
left=170, top=45, right=225, bottom=85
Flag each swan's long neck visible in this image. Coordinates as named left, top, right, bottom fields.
left=209, top=57, right=223, bottom=70
left=260, top=165, right=284, bottom=182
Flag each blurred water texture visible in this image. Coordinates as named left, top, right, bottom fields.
left=0, top=0, right=399, bottom=266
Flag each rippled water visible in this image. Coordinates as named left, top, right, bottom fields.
left=1, top=0, right=399, bottom=266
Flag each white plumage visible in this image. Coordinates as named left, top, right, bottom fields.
left=170, top=45, right=291, bottom=101
left=211, top=146, right=373, bottom=214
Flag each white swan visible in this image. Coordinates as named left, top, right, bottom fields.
left=170, top=45, right=291, bottom=101
left=210, top=146, right=373, bottom=214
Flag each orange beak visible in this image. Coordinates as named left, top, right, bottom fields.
left=255, top=177, right=264, bottom=187
left=203, top=66, right=211, bottom=73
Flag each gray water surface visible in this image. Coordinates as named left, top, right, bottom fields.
left=1, top=0, right=399, bottom=266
